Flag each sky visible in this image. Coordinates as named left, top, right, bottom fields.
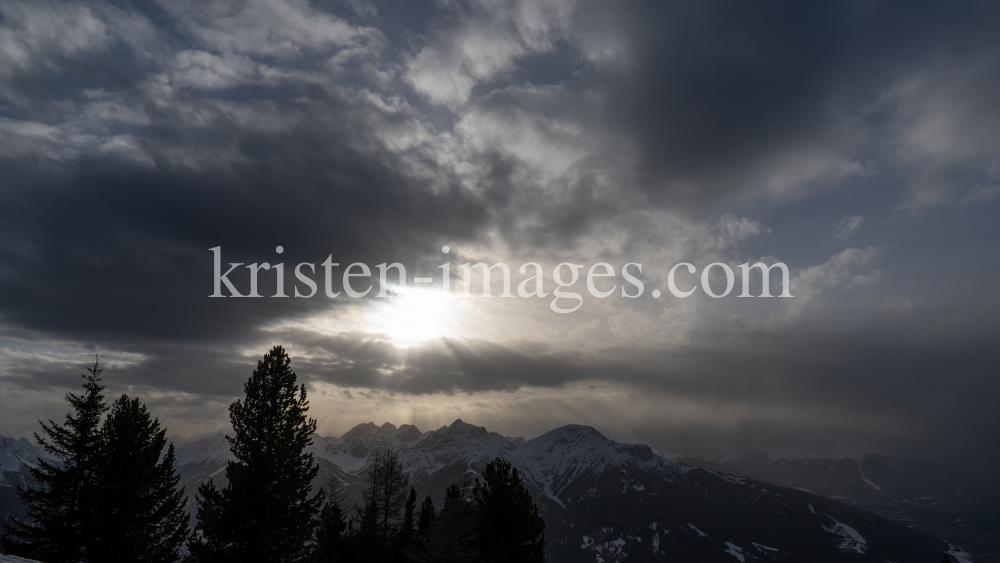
left=0, top=0, right=998, bottom=477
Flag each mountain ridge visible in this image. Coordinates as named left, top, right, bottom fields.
left=1, top=426, right=961, bottom=562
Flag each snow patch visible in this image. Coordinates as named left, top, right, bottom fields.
left=752, top=542, right=779, bottom=552
left=947, top=546, right=973, bottom=563
left=724, top=542, right=746, bottom=562
left=857, top=458, right=883, bottom=493
left=687, top=523, right=709, bottom=538
left=821, top=518, right=868, bottom=554
left=808, top=504, right=817, bottom=514
left=580, top=532, right=640, bottom=561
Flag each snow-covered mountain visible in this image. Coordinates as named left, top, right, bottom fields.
left=2, top=424, right=960, bottom=562
left=0, top=436, right=52, bottom=486
left=170, top=419, right=523, bottom=509
left=169, top=420, right=952, bottom=562
left=0, top=435, right=53, bottom=523
left=510, top=425, right=954, bottom=562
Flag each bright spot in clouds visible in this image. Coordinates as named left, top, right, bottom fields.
left=368, top=286, right=458, bottom=346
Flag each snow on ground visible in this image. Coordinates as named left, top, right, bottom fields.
left=857, top=458, right=884, bottom=492
left=579, top=534, right=635, bottom=562
left=947, top=546, right=974, bottom=563
left=723, top=542, right=746, bottom=562
left=687, top=523, right=709, bottom=538
left=752, top=542, right=779, bottom=553
left=649, top=522, right=668, bottom=554
left=0, top=555, right=44, bottom=563
left=821, top=518, right=868, bottom=554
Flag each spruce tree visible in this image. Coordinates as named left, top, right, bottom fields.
left=416, top=496, right=436, bottom=541
left=407, top=496, right=437, bottom=563
left=1, top=358, right=108, bottom=562
left=393, top=487, right=418, bottom=562
left=415, top=484, right=481, bottom=563
left=311, top=489, right=348, bottom=563
left=85, top=395, right=189, bottom=563
left=471, top=458, right=546, bottom=563
left=188, top=345, right=323, bottom=563
left=350, top=496, right=382, bottom=563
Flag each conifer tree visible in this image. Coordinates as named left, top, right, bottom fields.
left=392, top=487, right=418, bottom=563
left=351, top=496, right=382, bottom=563
left=1, top=358, right=108, bottom=563
left=187, top=345, right=323, bottom=563
left=85, top=395, right=189, bottom=563
left=471, top=458, right=546, bottom=563
left=416, top=496, right=436, bottom=541
left=400, top=487, right=417, bottom=543
left=311, top=488, right=348, bottom=563
left=413, top=484, right=481, bottom=563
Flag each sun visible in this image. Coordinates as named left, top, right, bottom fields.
left=369, top=286, right=458, bottom=346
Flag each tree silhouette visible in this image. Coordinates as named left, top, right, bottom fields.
left=471, top=457, right=546, bottom=563
left=416, top=495, right=436, bottom=542
left=1, top=358, right=108, bottom=563
left=311, top=485, right=348, bottom=563
left=363, top=448, right=410, bottom=545
left=413, top=483, right=481, bottom=563
left=188, top=345, right=323, bottom=563
left=85, top=395, right=189, bottom=563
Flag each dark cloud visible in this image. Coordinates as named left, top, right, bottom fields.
left=0, top=0, right=998, bottom=478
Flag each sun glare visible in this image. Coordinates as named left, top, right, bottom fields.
left=369, top=286, right=458, bottom=346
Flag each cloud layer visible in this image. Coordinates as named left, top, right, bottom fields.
left=1, top=0, right=998, bottom=477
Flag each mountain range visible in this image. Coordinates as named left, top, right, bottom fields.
left=678, top=439, right=999, bottom=561
left=1, top=422, right=985, bottom=562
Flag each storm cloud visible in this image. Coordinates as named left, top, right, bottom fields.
left=1, top=0, right=998, bottom=478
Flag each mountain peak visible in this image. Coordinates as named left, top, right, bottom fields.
left=1, top=435, right=51, bottom=473
left=333, top=421, right=425, bottom=459
left=436, top=419, right=484, bottom=435
left=515, top=424, right=666, bottom=478
left=529, top=424, right=606, bottom=444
